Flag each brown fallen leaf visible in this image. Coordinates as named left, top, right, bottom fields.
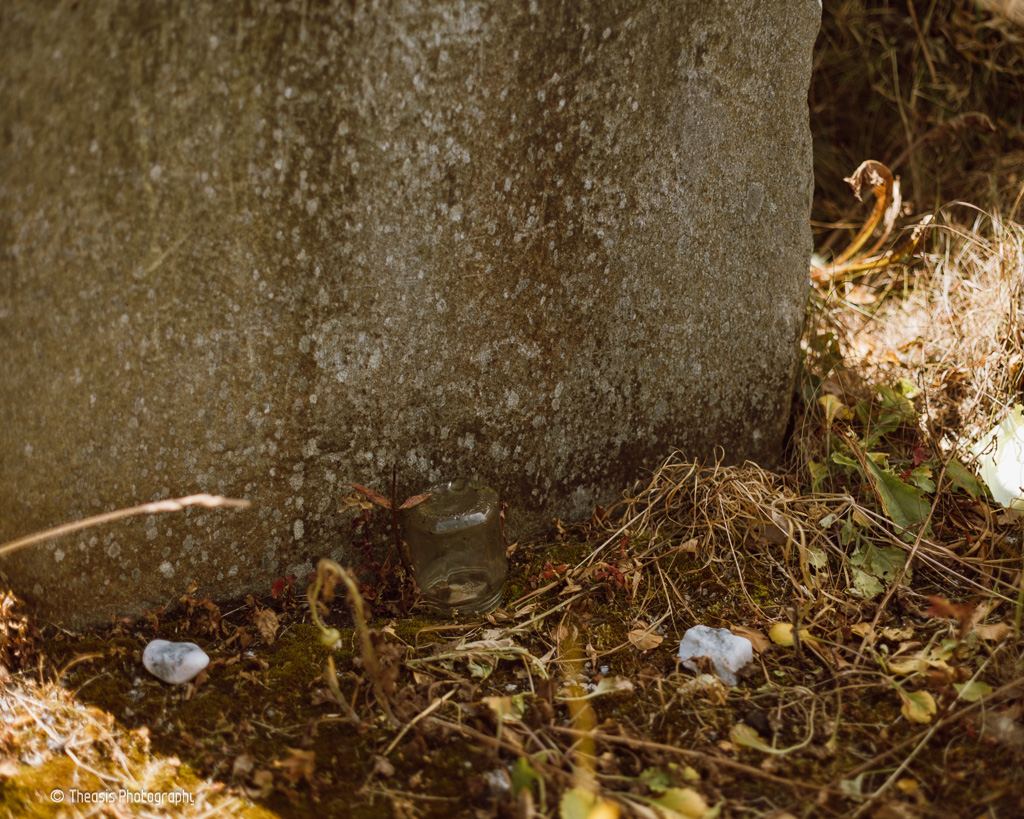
left=254, top=608, right=279, bottom=646
left=628, top=629, right=664, bottom=651
left=730, top=625, right=770, bottom=654
left=974, top=622, right=1013, bottom=642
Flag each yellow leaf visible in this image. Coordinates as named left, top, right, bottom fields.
left=896, top=777, right=920, bottom=795
left=851, top=508, right=872, bottom=527
left=729, top=723, right=772, bottom=753
left=850, top=621, right=873, bottom=638
left=899, top=689, right=936, bottom=724
left=818, top=394, right=852, bottom=426
left=559, top=788, right=619, bottom=819
left=650, top=787, right=708, bottom=818
left=587, top=801, right=620, bottom=819
left=887, top=650, right=952, bottom=676
left=769, top=623, right=811, bottom=647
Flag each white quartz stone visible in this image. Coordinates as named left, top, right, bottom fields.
left=677, top=625, right=753, bottom=686
left=142, top=639, right=210, bottom=685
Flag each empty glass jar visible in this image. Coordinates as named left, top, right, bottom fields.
left=401, top=478, right=506, bottom=615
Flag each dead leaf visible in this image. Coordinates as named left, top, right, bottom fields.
left=730, top=625, right=770, bottom=654
left=371, top=754, right=395, bottom=778
left=627, top=629, right=664, bottom=651
left=245, top=768, right=275, bottom=799
left=398, top=492, right=432, bottom=510
left=310, top=687, right=338, bottom=706
left=275, top=747, right=316, bottom=785
left=254, top=608, right=279, bottom=646
left=974, top=622, right=1013, bottom=641
left=346, top=483, right=392, bottom=510
left=678, top=537, right=699, bottom=554
left=232, top=754, right=255, bottom=779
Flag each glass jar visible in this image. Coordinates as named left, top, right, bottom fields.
left=401, top=478, right=506, bottom=615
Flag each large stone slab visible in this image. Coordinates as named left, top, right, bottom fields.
left=0, top=0, right=819, bottom=626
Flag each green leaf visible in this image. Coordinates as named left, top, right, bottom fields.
left=953, top=680, right=993, bottom=702
left=945, top=457, right=985, bottom=499
left=840, top=773, right=866, bottom=796
left=861, top=453, right=931, bottom=533
left=832, top=451, right=861, bottom=470
left=466, top=658, right=495, bottom=679
left=511, top=756, right=540, bottom=798
left=809, top=460, right=830, bottom=493
left=559, top=788, right=596, bottom=819
left=908, top=466, right=935, bottom=493
left=897, top=378, right=921, bottom=398
left=850, top=567, right=884, bottom=599
left=851, top=541, right=907, bottom=583
left=639, top=767, right=674, bottom=793
left=840, top=516, right=856, bottom=546
left=876, top=383, right=918, bottom=417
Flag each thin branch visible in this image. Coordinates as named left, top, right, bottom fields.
left=0, top=494, right=251, bottom=557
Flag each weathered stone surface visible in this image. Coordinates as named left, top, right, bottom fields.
left=0, top=0, right=819, bottom=626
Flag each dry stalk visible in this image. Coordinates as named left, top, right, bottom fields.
left=308, top=558, right=400, bottom=728
left=0, top=494, right=251, bottom=558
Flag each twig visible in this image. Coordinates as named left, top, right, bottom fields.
left=550, top=726, right=852, bottom=797
left=383, top=688, right=456, bottom=756
left=0, top=494, right=251, bottom=557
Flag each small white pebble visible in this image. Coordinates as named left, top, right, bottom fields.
left=142, top=639, right=209, bottom=685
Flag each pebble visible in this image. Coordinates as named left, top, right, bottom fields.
left=677, top=625, right=753, bottom=686
left=142, top=639, right=210, bottom=685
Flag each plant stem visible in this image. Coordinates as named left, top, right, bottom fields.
left=390, top=465, right=413, bottom=577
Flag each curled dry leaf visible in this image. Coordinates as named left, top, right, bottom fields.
left=254, top=608, right=279, bottom=646
left=346, top=483, right=392, bottom=510
left=812, top=159, right=931, bottom=283
left=398, top=492, right=432, bottom=510
left=837, top=159, right=899, bottom=264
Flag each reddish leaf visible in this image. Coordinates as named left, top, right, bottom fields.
left=346, top=483, right=392, bottom=510
left=398, top=492, right=432, bottom=510
left=925, top=595, right=975, bottom=624
left=913, top=446, right=927, bottom=467
left=271, top=578, right=286, bottom=599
